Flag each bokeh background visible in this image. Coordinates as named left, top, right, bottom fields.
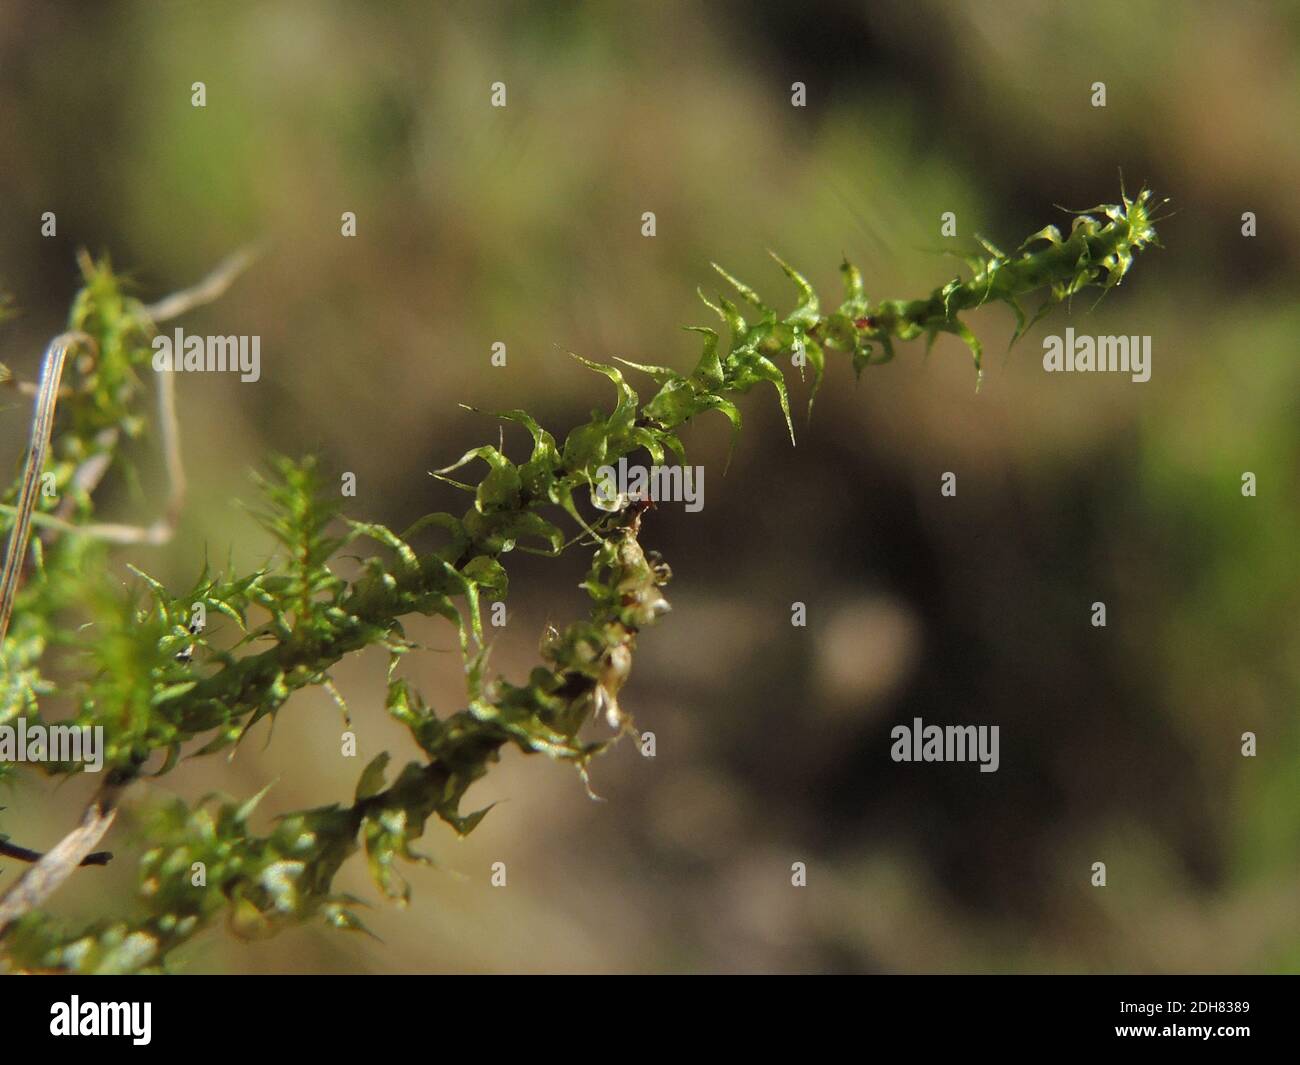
left=1, top=0, right=1297, bottom=973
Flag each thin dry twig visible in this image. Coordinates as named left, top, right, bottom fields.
left=0, top=783, right=123, bottom=935
left=0, top=838, right=111, bottom=866
left=141, top=244, right=262, bottom=324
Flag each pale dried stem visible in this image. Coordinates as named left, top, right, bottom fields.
left=0, top=332, right=93, bottom=644
left=0, top=784, right=123, bottom=935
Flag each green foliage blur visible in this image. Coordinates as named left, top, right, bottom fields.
left=0, top=0, right=1296, bottom=972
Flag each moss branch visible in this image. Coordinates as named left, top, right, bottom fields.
left=0, top=187, right=1162, bottom=972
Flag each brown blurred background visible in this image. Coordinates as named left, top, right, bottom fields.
left=1, top=0, right=1297, bottom=972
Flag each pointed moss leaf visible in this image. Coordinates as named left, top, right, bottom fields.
left=699, top=396, right=742, bottom=467
left=434, top=446, right=521, bottom=514
left=769, top=252, right=819, bottom=325
left=711, top=263, right=772, bottom=315
left=714, top=294, right=749, bottom=351
left=568, top=353, right=638, bottom=427
left=355, top=751, right=391, bottom=802
left=735, top=352, right=794, bottom=445
left=696, top=287, right=727, bottom=324
left=613, top=356, right=679, bottom=385
left=151, top=681, right=197, bottom=706
left=1019, top=224, right=1063, bottom=250
left=346, top=521, right=420, bottom=574
left=944, top=318, right=984, bottom=388
left=234, top=781, right=276, bottom=825
left=804, top=339, right=826, bottom=420
left=839, top=258, right=867, bottom=313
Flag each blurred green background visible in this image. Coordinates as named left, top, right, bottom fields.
left=1, top=0, right=1298, bottom=972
